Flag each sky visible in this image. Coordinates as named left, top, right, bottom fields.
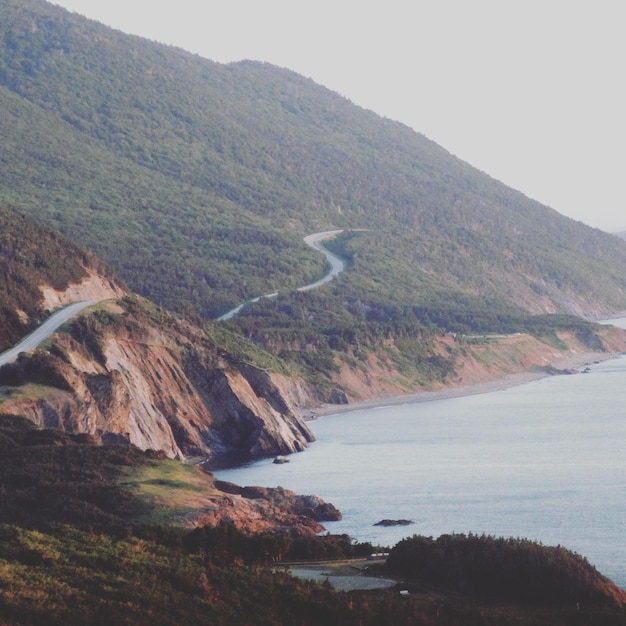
left=50, top=1, right=625, bottom=233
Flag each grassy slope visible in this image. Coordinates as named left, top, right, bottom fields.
left=119, top=459, right=226, bottom=526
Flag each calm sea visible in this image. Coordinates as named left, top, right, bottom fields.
left=215, top=319, right=626, bottom=588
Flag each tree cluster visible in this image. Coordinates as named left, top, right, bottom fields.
left=387, top=533, right=619, bottom=606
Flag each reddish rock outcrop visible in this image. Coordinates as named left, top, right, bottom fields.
left=39, top=270, right=126, bottom=311
left=0, top=298, right=316, bottom=465
left=185, top=479, right=342, bottom=535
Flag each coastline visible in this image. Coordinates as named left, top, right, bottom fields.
left=309, top=350, right=619, bottom=418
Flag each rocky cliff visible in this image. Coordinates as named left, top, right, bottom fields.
left=4, top=291, right=626, bottom=466
left=325, top=326, right=626, bottom=404
left=4, top=258, right=626, bottom=469
left=0, top=296, right=315, bottom=466
left=183, top=479, right=342, bottom=535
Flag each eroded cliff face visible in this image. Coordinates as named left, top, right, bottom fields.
left=319, top=325, right=626, bottom=405
left=0, top=298, right=315, bottom=465
left=5, top=273, right=626, bottom=468
left=39, top=269, right=127, bottom=311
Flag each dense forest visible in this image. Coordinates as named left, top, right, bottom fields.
left=386, top=534, right=625, bottom=606
left=2, top=0, right=626, bottom=336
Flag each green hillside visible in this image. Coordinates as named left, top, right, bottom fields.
left=2, top=0, right=626, bottom=332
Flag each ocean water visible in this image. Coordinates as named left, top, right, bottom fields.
left=215, top=321, right=626, bottom=588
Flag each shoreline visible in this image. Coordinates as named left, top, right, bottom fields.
left=309, top=350, right=619, bottom=418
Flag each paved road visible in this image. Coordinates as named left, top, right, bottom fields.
left=298, top=230, right=345, bottom=292
left=0, top=230, right=346, bottom=359
left=0, top=300, right=96, bottom=367
left=218, top=230, right=345, bottom=321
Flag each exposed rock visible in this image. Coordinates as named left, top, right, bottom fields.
left=374, top=519, right=414, bottom=527
left=0, top=297, right=316, bottom=464
left=182, top=350, right=313, bottom=466
left=310, top=501, right=343, bottom=522
left=39, top=270, right=126, bottom=311
left=6, top=267, right=626, bottom=471
left=327, top=388, right=349, bottom=405
left=538, top=365, right=576, bottom=376
left=213, top=480, right=342, bottom=527
left=325, top=327, right=626, bottom=404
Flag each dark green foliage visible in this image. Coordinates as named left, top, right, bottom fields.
left=0, top=522, right=624, bottom=626
left=183, top=524, right=289, bottom=565
left=0, top=522, right=438, bottom=626
left=387, top=534, right=621, bottom=606
left=66, top=310, right=117, bottom=366
left=285, top=534, right=374, bottom=562
left=2, top=0, right=626, bottom=335
left=0, top=351, right=72, bottom=390
left=0, top=206, right=87, bottom=292
left=183, top=526, right=374, bottom=565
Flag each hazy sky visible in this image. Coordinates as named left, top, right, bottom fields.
left=50, top=1, right=625, bottom=232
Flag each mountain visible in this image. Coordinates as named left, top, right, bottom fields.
left=4, top=1, right=626, bottom=442
left=3, top=203, right=626, bottom=465
left=2, top=0, right=626, bottom=332
left=3, top=6, right=626, bottom=620
left=6, top=204, right=619, bottom=466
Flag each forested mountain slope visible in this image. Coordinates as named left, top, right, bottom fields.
left=2, top=0, right=626, bottom=328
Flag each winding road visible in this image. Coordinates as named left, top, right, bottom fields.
left=298, top=230, right=345, bottom=292
left=217, top=230, right=345, bottom=321
left=0, top=231, right=347, bottom=365
left=0, top=300, right=97, bottom=367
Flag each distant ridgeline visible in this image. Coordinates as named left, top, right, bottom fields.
left=2, top=0, right=626, bottom=345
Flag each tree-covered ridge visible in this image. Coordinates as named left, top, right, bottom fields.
left=1, top=0, right=626, bottom=327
